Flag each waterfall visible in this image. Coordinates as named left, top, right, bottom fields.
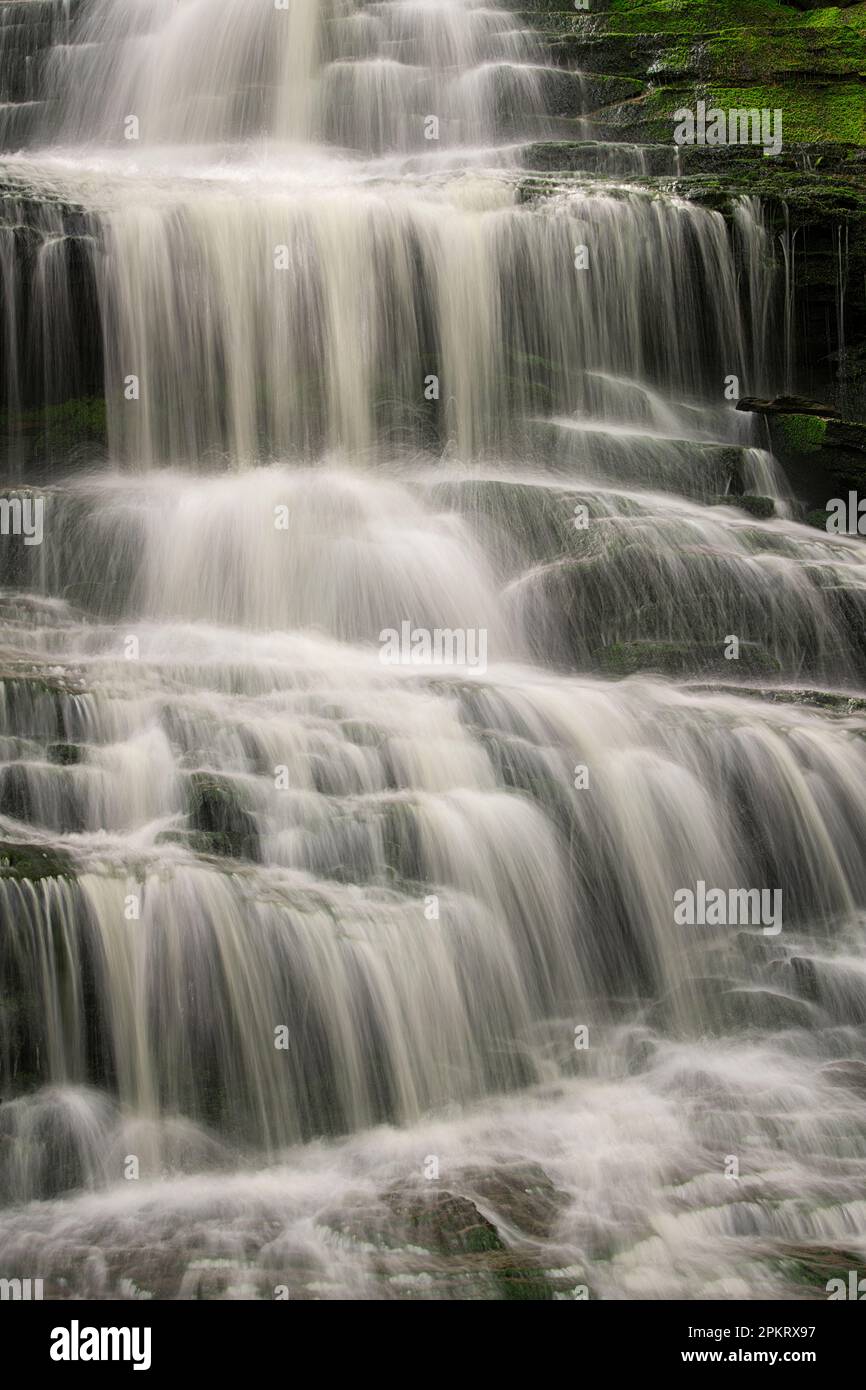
left=1, top=0, right=865, bottom=1302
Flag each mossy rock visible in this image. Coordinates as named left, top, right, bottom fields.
left=695, top=682, right=866, bottom=711
left=653, top=28, right=866, bottom=84
left=519, top=66, right=645, bottom=120
left=820, top=1059, right=866, bottom=1094
left=550, top=0, right=866, bottom=33
left=321, top=1187, right=503, bottom=1256
left=519, top=139, right=678, bottom=176
left=186, top=772, right=260, bottom=862
left=384, top=1190, right=504, bottom=1255
left=774, top=412, right=828, bottom=453
left=650, top=976, right=815, bottom=1033
left=460, top=1163, right=571, bottom=1240
left=430, top=476, right=583, bottom=571
left=592, top=76, right=866, bottom=145
left=710, top=494, right=776, bottom=517
left=380, top=799, right=423, bottom=880
left=319, top=1185, right=567, bottom=1299
left=0, top=397, right=107, bottom=463
left=46, top=742, right=84, bottom=765
left=0, top=665, right=88, bottom=698
left=339, top=719, right=385, bottom=748
left=704, top=82, right=866, bottom=143
left=0, top=840, right=73, bottom=881
left=155, top=828, right=252, bottom=860
left=765, top=413, right=866, bottom=502
left=598, top=640, right=783, bottom=678
left=773, top=1244, right=866, bottom=1296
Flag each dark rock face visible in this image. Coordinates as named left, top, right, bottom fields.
left=1, top=185, right=104, bottom=475
left=0, top=839, right=73, bottom=881
left=186, top=772, right=261, bottom=863
left=738, top=397, right=866, bottom=513
left=737, top=396, right=840, bottom=419
left=459, top=1163, right=571, bottom=1240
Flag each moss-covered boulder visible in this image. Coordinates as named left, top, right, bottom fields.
left=0, top=840, right=73, bottom=881
left=186, top=772, right=260, bottom=862
left=317, top=1177, right=582, bottom=1299
left=737, top=397, right=866, bottom=507
left=709, top=494, right=777, bottom=518
left=598, top=639, right=783, bottom=678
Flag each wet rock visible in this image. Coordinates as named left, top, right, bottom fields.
left=693, top=685, right=866, bottom=713
left=46, top=742, right=83, bottom=765
left=772, top=1243, right=866, bottom=1297
left=737, top=400, right=866, bottom=512
left=381, top=1189, right=504, bottom=1256
left=650, top=975, right=815, bottom=1034
left=459, top=1163, right=571, bottom=1240
left=790, top=955, right=821, bottom=1001
left=820, top=1059, right=866, bottom=1096
left=0, top=664, right=88, bottom=697
left=598, top=640, right=782, bottom=679
left=709, top=494, right=775, bottom=518
left=0, top=397, right=107, bottom=466
left=186, top=772, right=260, bottom=863
left=339, top=719, right=384, bottom=748
left=319, top=1178, right=582, bottom=1300
left=737, top=395, right=839, bottom=419
left=0, top=840, right=73, bottom=880
left=533, top=68, right=643, bottom=121
left=430, top=476, right=582, bottom=574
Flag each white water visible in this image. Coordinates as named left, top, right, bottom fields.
left=1, top=0, right=866, bottom=1300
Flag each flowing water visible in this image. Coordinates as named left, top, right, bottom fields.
left=0, top=0, right=865, bottom=1300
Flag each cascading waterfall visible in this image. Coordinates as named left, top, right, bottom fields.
left=1, top=0, right=865, bottom=1301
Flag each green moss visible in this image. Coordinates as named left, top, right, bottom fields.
left=0, top=667, right=89, bottom=701
left=599, top=640, right=783, bottom=677
left=706, top=82, right=866, bottom=143
left=603, top=0, right=802, bottom=33
left=803, top=4, right=866, bottom=29
left=156, top=828, right=250, bottom=859
left=703, top=684, right=866, bottom=711
left=774, top=413, right=828, bottom=452
left=46, top=743, right=84, bottom=765
left=494, top=1264, right=556, bottom=1300
left=710, top=494, right=776, bottom=517
left=0, top=841, right=73, bottom=881
left=775, top=1247, right=866, bottom=1296
left=339, top=719, right=385, bottom=747
left=656, top=26, right=866, bottom=82
left=1, top=396, right=107, bottom=460
left=186, top=772, right=260, bottom=862
left=601, top=79, right=866, bottom=144
left=528, top=66, right=645, bottom=117
left=543, top=0, right=866, bottom=145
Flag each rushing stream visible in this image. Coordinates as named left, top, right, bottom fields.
left=1, top=0, right=865, bottom=1300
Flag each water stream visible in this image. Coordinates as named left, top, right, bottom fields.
left=1, top=0, right=865, bottom=1300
